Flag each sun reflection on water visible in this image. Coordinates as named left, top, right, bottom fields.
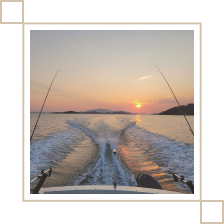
left=135, top=114, right=141, bottom=125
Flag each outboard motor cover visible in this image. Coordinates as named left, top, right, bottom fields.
left=136, top=173, right=162, bottom=189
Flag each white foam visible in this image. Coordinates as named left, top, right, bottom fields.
left=66, top=117, right=137, bottom=186
left=30, top=115, right=193, bottom=191
left=30, top=126, right=86, bottom=180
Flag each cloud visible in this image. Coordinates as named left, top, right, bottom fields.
left=132, top=100, right=154, bottom=106
left=139, top=76, right=152, bottom=81
left=145, top=101, right=154, bottom=105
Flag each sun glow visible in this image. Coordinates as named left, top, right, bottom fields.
left=136, top=104, right=141, bottom=108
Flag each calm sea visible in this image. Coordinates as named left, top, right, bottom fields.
left=30, top=113, right=194, bottom=193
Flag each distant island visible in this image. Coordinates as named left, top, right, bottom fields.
left=158, top=103, right=194, bottom=115
left=80, top=108, right=132, bottom=114
left=81, top=111, right=132, bottom=114
left=53, top=108, right=132, bottom=114
left=82, top=109, right=132, bottom=114
left=54, top=111, right=79, bottom=114
left=41, top=105, right=194, bottom=116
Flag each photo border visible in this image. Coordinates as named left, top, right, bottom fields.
left=6, top=1, right=224, bottom=223
left=25, top=24, right=200, bottom=201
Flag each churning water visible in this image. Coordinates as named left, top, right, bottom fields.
left=30, top=113, right=194, bottom=193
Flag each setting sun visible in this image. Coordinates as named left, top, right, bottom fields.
left=136, top=104, right=141, bottom=108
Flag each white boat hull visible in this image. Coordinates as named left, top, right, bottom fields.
left=39, top=185, right=180, bottom=194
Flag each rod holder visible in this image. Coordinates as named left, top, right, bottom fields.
left=172, top=173, right=194, bottom=194
left=31, top=168, right=52, bottom=194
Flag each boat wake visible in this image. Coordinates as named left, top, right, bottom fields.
left=30, top=126, right=86, bottom=181
left=66, top=117, right=137, bottom=186
left=30, top=115, right=194, bottom=192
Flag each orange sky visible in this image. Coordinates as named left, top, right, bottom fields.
left=30, top=30, right=194, bottom=114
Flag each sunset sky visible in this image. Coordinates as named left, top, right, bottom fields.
left=30, top=30, right=194, bottom=114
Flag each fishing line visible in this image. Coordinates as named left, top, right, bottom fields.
left=30, top=70, right=61, bottom=142
left=155, top=65, right=194, bottom=136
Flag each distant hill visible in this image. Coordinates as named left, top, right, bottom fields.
left=81, top=108, right=132, bottom=114
left=159, top=103, right=194, bottom=115
left=53, top=108, right=133, bottom=114
left=64, top=111, right=79, bottom=114
left=112, top=110, right=132, bottom=114
left=81, top=108, right=114, bottom=113
left=54, top=111, right=79, bottom=114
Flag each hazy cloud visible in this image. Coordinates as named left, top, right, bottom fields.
left=132, top=100, right=154, bottom=106
left=139, top=76, right=152, bottom=81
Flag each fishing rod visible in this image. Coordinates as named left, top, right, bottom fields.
left=30, top=70, right=61, bottom=142
left=155, top=65, right=194, bottom=136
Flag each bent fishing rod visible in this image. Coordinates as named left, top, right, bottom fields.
left=155, top=65, right=194, bottom=136
left=30, top=70, right=61, bottom=142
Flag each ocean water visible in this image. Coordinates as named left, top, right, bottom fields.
left=30, top=113, right=194, bottom=193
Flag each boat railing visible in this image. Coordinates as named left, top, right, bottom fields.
left=173, top=173, right=194, bottom=193
left=30, top=168, right=52, bottom=194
